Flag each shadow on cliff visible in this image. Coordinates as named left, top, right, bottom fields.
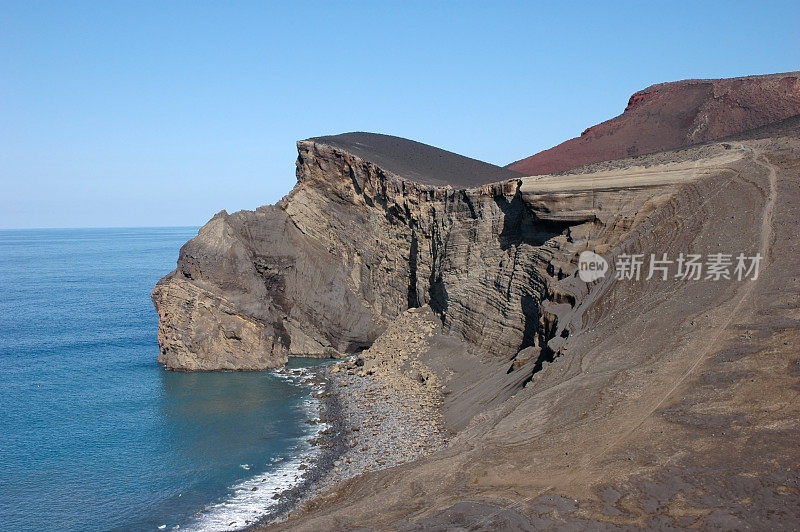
left=494, top=191, right=573, bottom=376
left=428, top=228, right=449, bottom=315
left=493, top=192, right=574, bottom=250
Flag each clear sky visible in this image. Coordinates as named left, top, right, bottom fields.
left=1, top=1, right=798, bottom=229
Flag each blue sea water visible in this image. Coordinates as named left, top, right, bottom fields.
left=0, top=228, right=327, bottom=531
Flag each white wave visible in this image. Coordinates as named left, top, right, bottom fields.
left=181, top=369, right=328, bottom=532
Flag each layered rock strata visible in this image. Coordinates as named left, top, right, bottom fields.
left=153, top=133, right=737, bottom=382
left=154, top=134, right=561, bottom=370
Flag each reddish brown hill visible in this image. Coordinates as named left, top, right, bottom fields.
left=508, top=71, right=800, bottom=175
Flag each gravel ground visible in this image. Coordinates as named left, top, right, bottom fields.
left=259, top=359, right=447, bottom=527
left=323, top=366, right=447, bottom=481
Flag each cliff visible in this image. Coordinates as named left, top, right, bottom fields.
left=153, top=132, right=740, bottom=377
left=153, top=133, right=540, bottom=371
left=152, top=87, right=800, bottom=529
left=507, top=71, right=800, bottom=175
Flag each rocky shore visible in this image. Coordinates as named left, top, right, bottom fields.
left=260, top=309, right=449, bottom=526
left=323, top=308, right=448, bottom=481
left=319, top=363, right=447, bottom=483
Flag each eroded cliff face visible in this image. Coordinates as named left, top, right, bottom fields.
left=153, top=139, right=581, bottom=370
left=156, top=136, right=763, bottom=455
left=153, top=131, right=744, bottom=373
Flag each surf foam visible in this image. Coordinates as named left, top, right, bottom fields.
left=181, top=366, right=328, bottom=531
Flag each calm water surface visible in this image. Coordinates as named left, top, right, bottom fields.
left=0, top=228, right=325, bottom=531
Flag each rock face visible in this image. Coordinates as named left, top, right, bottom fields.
left=152, top=133, right=550, bottom=371
left=151, top=76, right=800, bottom=530
left=151, top=77, right=800, bottom=529
left=507, top=71, right=800, bottom=175
left=153, top=125, right=747, bottom=374
left=152, top=132, right=746, bottom=372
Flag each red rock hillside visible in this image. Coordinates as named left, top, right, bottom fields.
left=508, top=71, right=800, bottom=175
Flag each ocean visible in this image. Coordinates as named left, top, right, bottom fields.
left=0, top=228, right=328, bottom=531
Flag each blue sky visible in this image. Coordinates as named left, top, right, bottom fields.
left=1, top=1, right=798, bottom=229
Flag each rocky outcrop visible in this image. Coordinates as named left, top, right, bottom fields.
left=154, top=73, right=799, bottom=373
left=153, top=134, right=562, bottom=371
left=508, top=71, right=800, bottom=175
left=151, top=78, right=800, bottom=530
left=153, top=131, right=737, bottom=374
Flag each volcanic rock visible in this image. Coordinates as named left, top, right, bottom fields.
left=508, top=71, right=800, bottom=175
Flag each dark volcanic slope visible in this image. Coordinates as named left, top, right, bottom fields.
left=309, top=132, right=523, bottom=187
left=508, top=71, right=800, bottom=175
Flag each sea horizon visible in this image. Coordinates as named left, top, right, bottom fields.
left=0, top=225, right=201, bottom=231
left=0, top=227, right=328, bottom=531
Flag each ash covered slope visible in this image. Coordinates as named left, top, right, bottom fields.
left=309, top=132, right=522, bottom=187
left=508, top=71, right=800, bottom=175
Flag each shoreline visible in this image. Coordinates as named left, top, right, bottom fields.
left=183, top=364, right=344, bottom=531
left=254, top=353, right=448, bottom=528
left=242, top=368, right=348, bottom=528
left=225, top=364, right=347, bottom=531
